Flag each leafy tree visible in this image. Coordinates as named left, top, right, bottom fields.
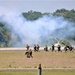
left=22, top=10, right=43, bottom=20
left=53, top=8, right=75, bottom=22
left=0, top=22, right=11, bottom=47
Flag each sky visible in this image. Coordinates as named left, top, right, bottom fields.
left=0, top=0, right=75, bottom=13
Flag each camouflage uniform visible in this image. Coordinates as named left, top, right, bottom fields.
left=52, top=44, right=55, bottom=52
left=36, top=45, right=40, bottom=51
left=25, top=49, right=33, bottom=58
left=58, top=45, right=61, bottom=52
left=44, top=45, right=48, bottom=51
left=34, top=44, right=36, bottom=51
left=26, top=44, right=30, bottom=51
left=29, top=49, right=33, bottom=58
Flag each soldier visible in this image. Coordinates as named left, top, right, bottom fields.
left=44, top=45, right=48, bottom=51
left=69, top=46, right=74, bottom=51
left=25, top=49, right=33, bottom=58
left=52, top=44, right=55, bottom=52
left=36, top=44, right=40, bottom=51
left=57, top=45, right=61, bottom=52
left=25, top=51, right=30, bottom=58
left=29, top=49, right=33, bottom=58
left=65, top=46, right=74, bottom=52
left=64, top=46, right=68, bottom=52
left=26, top=44, right=30, bottom=51
left=34, top=44, right=36, bottom=52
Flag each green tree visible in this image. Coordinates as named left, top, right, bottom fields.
left=0, top=22, right=11, bottom=47
left=22, top=10, right=43, bottom=20
left=53, top=8, right=75, bottom=22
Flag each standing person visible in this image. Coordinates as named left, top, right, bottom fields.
left=26, top=44, right=30, bottom=51
left=36, top=44, right=40, bottom=51
left=58, top=45, right=61, bottom=52
left=52, top=44, right=55, bottom=52
left=34, top=44, right=36, bottom=52
left=64, top=46, right=68, bottom=52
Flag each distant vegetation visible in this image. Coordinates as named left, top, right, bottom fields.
left=22, top=10, right=43, bottom=20
left=0, top=9, right=75, bottom=47
left=22, top=10, right=50, bottom=21
left=23, top=9, right=75, bottom=23
left=0, top=22, right=11, bottom=47
left=53, top=9, right=75, bottom=23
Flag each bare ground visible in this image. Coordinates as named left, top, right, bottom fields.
left=0, top=48, right=75, bottom=69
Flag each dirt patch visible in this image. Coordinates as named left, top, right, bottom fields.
left=0, top=48, right=75, bottom=69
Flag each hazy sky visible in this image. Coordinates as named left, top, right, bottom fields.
left=0, top=0, right=75, bottom=13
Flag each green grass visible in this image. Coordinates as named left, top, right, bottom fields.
left=42, top=70, right=75, bottom=75
left=0, top=72, right=36, bottom=75
left=0, top=70, right=75, bottom=75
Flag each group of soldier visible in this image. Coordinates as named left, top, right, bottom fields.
left=44, top=44, right=61, bottom=52
left=64, top=45, right=74, bottom=52
left=25, top=44, right=32, bottom=58
left=25, top=44, right=74, bottom=58
left=25, top=44, right=40, bottom=58
left=34, top=44, right=40, bottom=52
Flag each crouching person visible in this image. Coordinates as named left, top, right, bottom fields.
left=29, top=49, right=33, bottom=58
left=44, top=45, right=48, bottom=51
left=25, top=51, right=30, bottom=58
left=25, top=49, right=33, bottom=58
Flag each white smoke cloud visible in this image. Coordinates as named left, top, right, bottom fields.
left=0, top=9, right=75, bottom=47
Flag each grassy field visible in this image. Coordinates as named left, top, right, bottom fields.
left=0, top=70, right=75, bottom=75
left=0, top=51, right=75, bottom=69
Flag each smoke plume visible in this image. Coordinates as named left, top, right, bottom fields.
left=0, top=10, right=75, bottom=47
